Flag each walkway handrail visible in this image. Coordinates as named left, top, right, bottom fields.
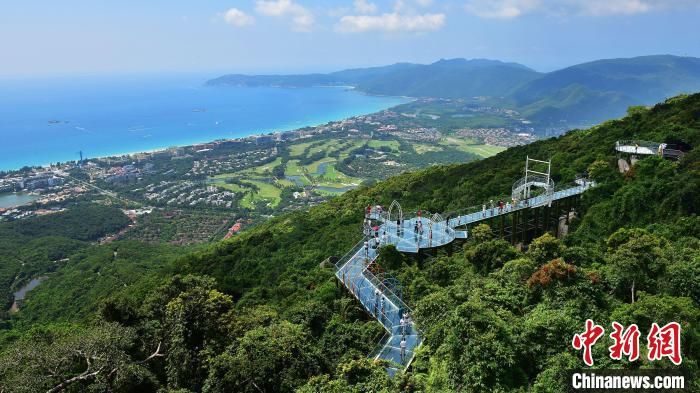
left=362, top=266, right=412, bottom=318
left=368, top=331, right=391, bottom=359
left=512, top=175, right=554, bottom=197
left=334, top=237, right=368, bottom=271
left=441, top=180, right=593, bottom=229
left=615, top=140, right=662, bottom=155
left=616, top=140, right=661, bottom=149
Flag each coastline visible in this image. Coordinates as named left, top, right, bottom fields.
left=7, top=103, right=414, bottom=173
left=0, top=84, right=412, bottom=172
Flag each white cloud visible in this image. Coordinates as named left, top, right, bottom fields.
left=337, top=12, right=446, bottom=32
left=255, top=0, right=315, bottom=31
left=578, top=0, right=651, bottom=15
left=354, top=0, right=378, bottom=14
left=464, top=0, right=698, bottom=19
left=464, top=0, right=540, bottom=19
left=223, top=8, right=256, bottom=27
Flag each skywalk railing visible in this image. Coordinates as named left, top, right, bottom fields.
left=334, top=237, right=368, bottom=271
left=442, top=180, right=593, bottom=228
left=615, top=140, right=661, bottom=150
left=368, top=331, right=392, bottom=360
left=512, top=175, right=554, bottom=196
left=361, top=268, right=410, bottom=328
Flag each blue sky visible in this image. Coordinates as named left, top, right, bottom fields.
left=1, top=0, right=699, bottom=77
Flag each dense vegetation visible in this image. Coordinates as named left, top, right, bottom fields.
left=209, top=55, right=700, bottom=126
left=0, top=94, right=699, bottom=392
left=0, top=204, right=131, bottom=321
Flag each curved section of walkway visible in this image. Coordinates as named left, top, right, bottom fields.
left=334, top=179, right=595, bottom=375
left=335, top=240, right=421, bottom=375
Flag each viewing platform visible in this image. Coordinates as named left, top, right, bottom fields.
left=615, top=140, right=685, bottom=160
left=333, top=157, right=596, bottom=375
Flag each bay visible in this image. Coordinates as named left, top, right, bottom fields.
left=0, top=74, right=409, bottom=170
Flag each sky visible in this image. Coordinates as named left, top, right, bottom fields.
left=1, top=0, right=699, bottom=77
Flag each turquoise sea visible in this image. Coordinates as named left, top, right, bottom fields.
left=0, top=74, right=409, bottom=170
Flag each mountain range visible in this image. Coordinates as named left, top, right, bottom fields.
left=207, top=55, right=700, bottom=126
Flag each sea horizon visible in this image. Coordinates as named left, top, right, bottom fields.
left=0, top=74, right=410, bottom=171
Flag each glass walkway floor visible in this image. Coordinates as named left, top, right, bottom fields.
left=334, top=179, right=595, bottom=374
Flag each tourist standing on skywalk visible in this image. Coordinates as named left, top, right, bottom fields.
left=380, top=297, right=385, bottom=321
left=400, top=337, right=407, bottom=362
left=374, top=289, right=380, bottom=316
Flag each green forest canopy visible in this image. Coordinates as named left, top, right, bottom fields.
left=1, top=94, right=699, bottom=392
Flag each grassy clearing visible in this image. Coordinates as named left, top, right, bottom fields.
left=314, top=188, right=345, bottom=197
left=285, top=160, right=305, bottom=176
left=240, top=179, right=282, bottom=207
left=316, top=163, right=361, bottom=185
left=338, top=140, right=365, bottom=160
left=305, top=140, right=337, bottom=157
left=288, top=141, right=315, bottom=157
left=367, top=139, right=400, bottom=152
left=211, top=182, right=246, bottom=192
left=466, top=145, right=506, bottom=157
left=321, top=163, right=339, bottom=180
left=413, top=144, right=443, bottom=154
left=245, top=157, right=282, bottom=175
left=439, top=137, right=505, bottom=158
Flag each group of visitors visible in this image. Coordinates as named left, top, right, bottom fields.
left=482, top=199, right=514, bottom=218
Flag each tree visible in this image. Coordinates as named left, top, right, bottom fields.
left=471, top=223, right=492, bottom=243
left=662, top=256, right=700, bottom=305
left=203, top=322, right=321, bottom=393
left=378, top=245, right=405, bottom=271
left=296, top=358, right=393, bottom=393
left=465, top=239, right=519, bottom=274
left=527, top=233, right=565, bottom=265
left=440, top=300, right=526, bottom=392
left=0, top=323, right=160, bottom=393
left=527, top=259, right=578, bottom=290
left=604, top=228, right=668, bottom=303
left=587, top=159, right=616, bottom=183
left=164, top=282, right=234, bottom=391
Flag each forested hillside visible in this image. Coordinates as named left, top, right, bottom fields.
left=208, top=55, right=700, bottom=126
left=206, top=58, right=540, bottom=99
left=0, top=204, right=131, bottom=321
left=511, top=55, right=700, bottom=124
left=0, top=94, right=698, bottom=392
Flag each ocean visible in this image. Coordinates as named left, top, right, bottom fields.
left=0, top=74, right=410, bottom=171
